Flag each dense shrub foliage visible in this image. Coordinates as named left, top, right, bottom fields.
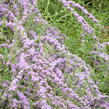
left=0, top=0, right=109, bottom=109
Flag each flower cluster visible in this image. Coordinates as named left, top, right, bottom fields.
left=0, top=0, right=109, bottom=109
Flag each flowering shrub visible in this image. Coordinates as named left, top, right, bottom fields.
left=0, top=0, right=109, bottom=109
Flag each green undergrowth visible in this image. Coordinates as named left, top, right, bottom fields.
left=0, top=29, right=11, bottom=83
left=0, top=22, right=16, bottom=85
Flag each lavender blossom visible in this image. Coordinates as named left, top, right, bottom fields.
left=0, top=0, right=109, bottom=109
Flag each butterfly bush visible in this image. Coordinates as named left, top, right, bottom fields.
left=0, top=0, right=109, bottom=109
